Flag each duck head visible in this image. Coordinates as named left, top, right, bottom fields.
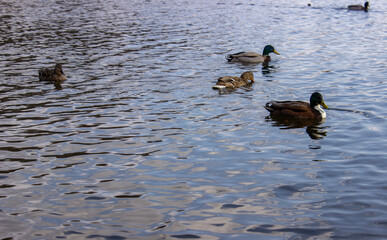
left=240, top=71, right=254, bottom=83
left=310, top=92, right=328, bottom=109
left=54, top=63, right=65, bottom=75
left=262, top=45, right=280, bottom=56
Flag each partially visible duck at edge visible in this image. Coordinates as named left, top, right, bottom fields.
left=39, top=63, right=67, bottom=82
left=348, top=1, right=369, bottom=11
left=213, top=71, right=254, bottom=89
left=226, top=45, right=280, bottom=63
left=264, top=92, right=329, bottom=119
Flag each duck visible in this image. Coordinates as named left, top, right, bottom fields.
left=226, top=45, right=280, bottom=63
left=264, top=92, right=329, bottom=119
left=212, top=71, right=254, bottom=89
left=38, top=63, right=67, bottom=82
left=348, top=1, right=369, bottom=11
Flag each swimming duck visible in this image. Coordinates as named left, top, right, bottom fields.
left=348, top=1, right=369, bottom=11
left=212, top=71, right=254, bottom=89
left=226, top=45, right=280, bottom=63
left=38, top=63, right=67, bottom=82
left=264, top=92, right=329, bottom=119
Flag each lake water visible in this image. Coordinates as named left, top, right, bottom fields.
left=0, top=0, right=386, bottom=239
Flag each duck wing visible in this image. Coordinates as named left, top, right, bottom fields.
left=268, top=101, right=310, bottom=112
left=226, top=51, right=263, bottom=62
left=241, top=52, right=261, bottom=57
left=232, top=52, right=261, bottom=57
left=39, top=67, right=52, bottom=76
left=213, top=76, right=243, bottom=89
left=38, top=67, right=55, bottom=81
left=265, top=101, right=316, bottom=118
left=217, top=76, right=240, bottom=83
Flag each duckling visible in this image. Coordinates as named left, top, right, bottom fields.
left=226, top=45, right=280, bottom=63
left=348, top=1, right=369, bottom=11
left=38, top=63, right=67, bottom=82
left=212, top=71, right=254, bottom=89
left=264, top=92, right=329, bottom=119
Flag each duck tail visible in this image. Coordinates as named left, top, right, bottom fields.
left=38, top=68, right=48, bottom=81
left=264, top=102, right=274, bottom=113
left=212, top=85, right=226, bottom=89
left=226, top=52, right=246, bottom=62
left=225, top=54, right=234, bottom=62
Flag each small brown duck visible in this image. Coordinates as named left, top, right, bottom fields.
left=226, top=45, right=280, bottom=63
left=264, top=92, right=329, bottom=119
left=348, top=1, right=369, bottom=11
left=38, top=63, right=67, bottom=82
left=212, top=71, right=254, bottom=89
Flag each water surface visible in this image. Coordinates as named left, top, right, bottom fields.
left=0, top=0, right=386, bottom=239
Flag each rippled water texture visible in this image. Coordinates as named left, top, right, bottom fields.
left=1, top=0, right=386, bottom=239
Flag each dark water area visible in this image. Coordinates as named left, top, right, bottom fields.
left=0, top=0, right=386, bottom=239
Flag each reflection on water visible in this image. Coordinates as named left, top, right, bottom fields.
left=40, top=80, right=64, bottom=90
left=266, top=116, right=328, bottom=139
left=0, top=0, right=386, bottom=239
left=261, top=63, right=279, bottom=75
left=306, top=124, right=328, bottom=140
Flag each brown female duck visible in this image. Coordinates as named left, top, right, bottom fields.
left=39, top=63, right=67, bottom=82
left=212, top=71, right=254, bottom=89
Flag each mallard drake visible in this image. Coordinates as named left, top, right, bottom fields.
left=264, top=92, right=329, bottom=119
left=226, top=45, right=280, bottom=63
left=348, top=1, right=369, bottom=11
left=38, top=63, right=67, bottom=82
left=212, top=71, right=254, bottom=89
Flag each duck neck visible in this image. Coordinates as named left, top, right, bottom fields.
left=263, top=55, right=271, bottom=62
left=313, top=104, right=326, bottom=118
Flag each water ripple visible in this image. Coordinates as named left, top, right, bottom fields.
left=0, top=0, right=386, bottom=239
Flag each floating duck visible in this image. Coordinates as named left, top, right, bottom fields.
left=38, top=63, right=67, bottom=82
left=226, top=45, right=280, bottom=63
left=264, top=92, right=329, bottom=119
left=348, top=1, right=369, bottom=11
left=212, top=71, right=254, bottom=89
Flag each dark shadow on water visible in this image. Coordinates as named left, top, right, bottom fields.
left=86, top=234, right=126, bottom=240
left=40, top=79, right=64, bottom=90
left=247, top=224, right=333, bottom=237
left=329, top=107, right=375, bottom=118
left=265, top=115, right=328, bottom=140
left=170, top=234, right=201, bottom=239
